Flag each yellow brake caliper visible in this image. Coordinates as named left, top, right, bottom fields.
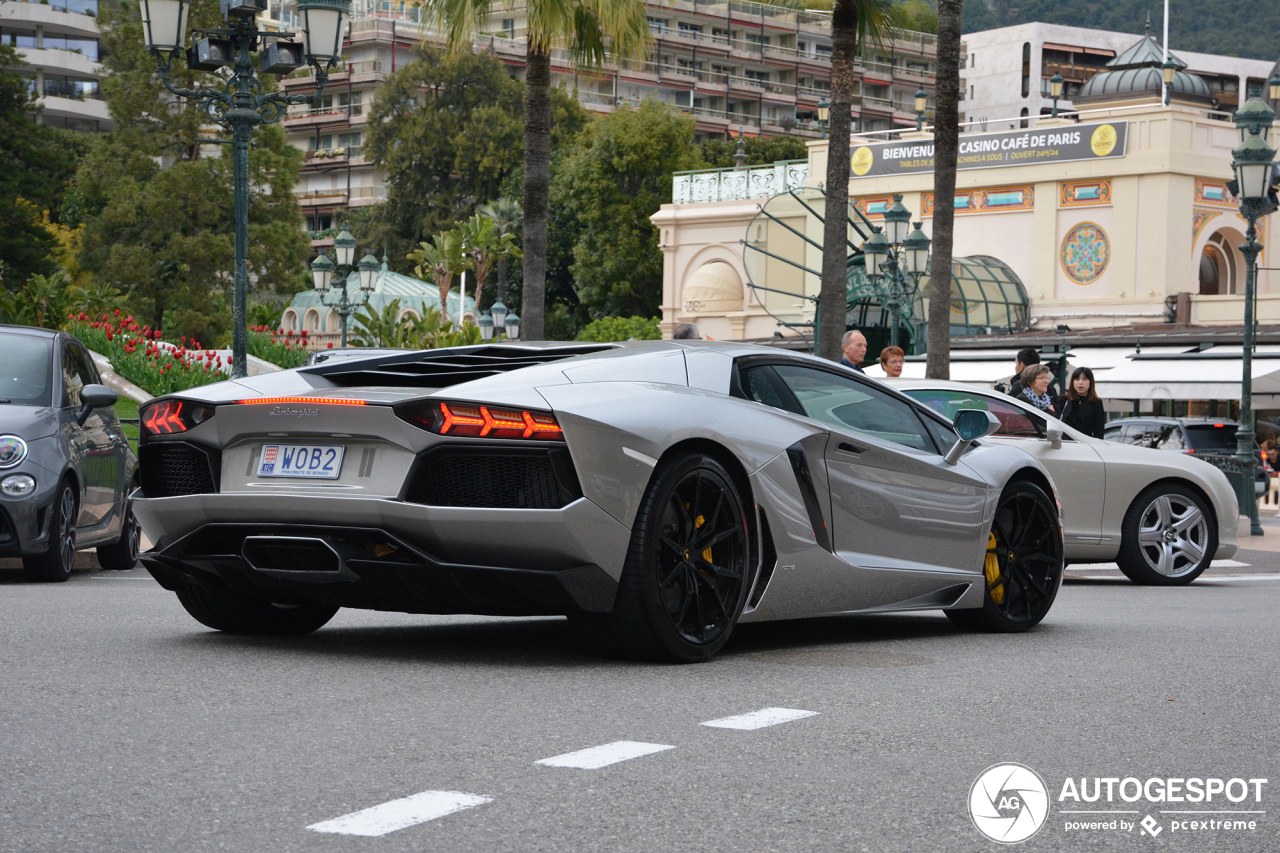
left=696, top=514, right=713, bottom=563
left=985, top=532, right=1004, bottom=604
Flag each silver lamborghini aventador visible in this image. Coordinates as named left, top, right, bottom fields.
left=134, top=341, right=1066, bottom=662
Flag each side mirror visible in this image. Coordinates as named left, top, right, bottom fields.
left=945, top=409, right=1000, bottom=465
left=1046, top=424, right=1063, bottom=449
left=76, top=384, right=119, bottom=426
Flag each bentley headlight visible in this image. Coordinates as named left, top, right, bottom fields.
left=1, top=474, right=36, bottom=497
left=0, top=435, right=28, bottom=469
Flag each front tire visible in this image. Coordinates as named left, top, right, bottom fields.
left=22, top=481, right=77, bottom=583
left=1116, top=484, right=1216, bottom=585
left=571, top=451, right=751, bottom=662
left=175, top=585, right=339, bottom=635
left=97, top=480, right=141, bottom=571
left=947, top=480, right=1063, bottom=633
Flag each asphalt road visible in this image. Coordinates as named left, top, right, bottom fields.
left=2, top=557, right=1277, bottom=852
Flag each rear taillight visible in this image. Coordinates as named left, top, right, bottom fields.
left=140, top=400, right=214, bottom=436
left=396, top=401, right=564, bottom=440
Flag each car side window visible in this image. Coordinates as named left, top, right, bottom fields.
left=740, top=366, right=796, bottom=413
left=74, top=344, right=99, bottom=386
left=1154, top=426, right=1185, bottom=451
left=770, top=364, right=938, bottom=453
left=905, top=388, right=1044, bottom=438
left=1126, top=422, right=1156, bottom=447
left=61, top=342, right=84, bottom=407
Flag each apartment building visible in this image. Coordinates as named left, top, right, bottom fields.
left=1, top=0, right=110, bottom=132
left=961, top=21, right=1275, bottom=129
left=277, top=0, right=940, bottom=234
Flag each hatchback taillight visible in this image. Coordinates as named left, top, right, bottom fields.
left=396, top=400, right=564, bottom=440
left=140, top=400, right=215, bottom=436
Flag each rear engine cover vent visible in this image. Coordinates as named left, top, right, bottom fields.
left=140, top=443, right=219, bottom=497
left=303, top=343, right=616, bottom=388
left=406, top=447, right=582, bottom=509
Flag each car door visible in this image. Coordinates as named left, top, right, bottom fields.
left=905, top=387, right=1106, bottom=546
left=746, top=363, right=990, bottom=610
left=76, top=342, right=129, bottom=525
left=59, top=341, right=116, bottom=527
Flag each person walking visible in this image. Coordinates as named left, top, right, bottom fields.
left=879, top=345, right=905, bottom=378
left=840, top=330, right=868, bottom=372
left=1019, top=364, right=1057, bottom=415
left=1058, top=366, right=1106, bottom=438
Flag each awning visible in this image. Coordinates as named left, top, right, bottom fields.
left=1096, top=346, right=1280, bottom=402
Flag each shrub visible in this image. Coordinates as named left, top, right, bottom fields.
left=576, top=316, right=661, bottom=343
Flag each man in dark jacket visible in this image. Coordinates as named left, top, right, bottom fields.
left=1006, top=347, right=1040, bottom=398
left=839, top=330, right=867, bottom=373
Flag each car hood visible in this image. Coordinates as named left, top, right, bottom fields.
left=0, top=405, right=59, bottom=440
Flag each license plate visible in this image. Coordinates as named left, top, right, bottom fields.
left=257, top=444, right=345, bottom=479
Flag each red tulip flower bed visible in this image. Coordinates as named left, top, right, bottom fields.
left=68, top=313, right=235, bottom=395
left=246, top=325, right=313, bottom=370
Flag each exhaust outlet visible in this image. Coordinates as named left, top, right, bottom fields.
left=241, top=536, right=357, bottom=582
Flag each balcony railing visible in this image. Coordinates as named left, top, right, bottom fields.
left=672, top=159, right=808, bottom=204
left=10, top=0, right=98, bottom=16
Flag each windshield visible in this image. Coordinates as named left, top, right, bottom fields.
left=1184, top=424, right=1237, bottom=452
left=0, top=334, right=54, bottom=407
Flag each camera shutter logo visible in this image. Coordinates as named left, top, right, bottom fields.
left=969, top=763, right=1050, bottom=843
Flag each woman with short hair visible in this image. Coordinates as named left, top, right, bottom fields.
left=1059, top=366, right=1106, bottom=438
left=879, top=345, right=905, bottom=378
left=1019, top=364, right=1056, bottom=414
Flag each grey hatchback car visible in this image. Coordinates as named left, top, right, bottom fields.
left=1, top=325, right=139, bottom=581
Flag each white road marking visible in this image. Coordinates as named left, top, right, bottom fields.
left=306, top=790, right=492, bottom=837
left=1195, top=574, right=1280, bottom=583
left=701, top=707, right=819, bottom=730
left=91, top=576, right=155, bottom=580
left=1076, top=559, right=1250, bottom=572
left=535, top=741, right=675, bottom=769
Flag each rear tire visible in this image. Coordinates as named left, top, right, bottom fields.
left=571, top=451, right=751, bottom=662
left=22, top=481, right=77, bottom=583
left=175, top=585, right=338, bottom=635
left=97, top=480, right=141, bottom=571
left=1116, top=484, right=1216, bottom=586
left=947, top=480, right=1063, bottom=633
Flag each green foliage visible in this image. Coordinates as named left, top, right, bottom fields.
left=575, top=315, right=660, bottom=342
left=349, top=299, right=482, bottom=349
left=0, top=45, right=87, bottom=288
left=553, top=100, right=702, bottom=319
left=0, top=272, right=128, bottom=329
left=408, top=230, right=467, bottom=323
left=699, top=135, right=808, bottom=169
left=458, top=213, right=520, bottom=310
left=71, top=0, right=310, bottom=346
left=896, top=0, right=938, bottom=34
left=961, top=1, right=1280, bottom=61
left=246, top=326, right=311, bottom=369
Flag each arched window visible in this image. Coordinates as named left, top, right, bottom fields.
left=1199, top=246, right=1221, bottom=295
left=281, top=309, right=299, bottom=332
left=1020, top=107, right=1029, bottom=128
left=1021, top=42, right=1031, bottom=98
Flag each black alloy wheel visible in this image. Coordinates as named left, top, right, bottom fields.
left=23, top=482, right=78, bottom=583
left=97, top=479, right=142, bottom=571
left=571, top=451, right=751, bottom=662
left=948, top=480, right=1063, bottom=633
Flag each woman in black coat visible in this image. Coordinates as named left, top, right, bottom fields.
left=1058, top=367, right=1106, bottom=439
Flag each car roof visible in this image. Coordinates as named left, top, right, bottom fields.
left=0, top=324, right=60, bottom=339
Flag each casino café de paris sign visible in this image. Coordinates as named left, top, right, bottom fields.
left=849, top=121, right=1128, bottom=178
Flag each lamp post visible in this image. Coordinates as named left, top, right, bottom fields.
left=817, top=97, right=829, bottom=139
left=860, top=194, right=925, bottom=351
left=139, top=0, right=350, bottom=378
left=1049, top=72, right=1064, bottom=118
left=914, top=87, right=928, bottom=132
left=1162, top=58, right=1177, bottom=106
left=478, top=300, right=520, bottom=342
left=1271, top=73, right=1280, bottom=106
left=1231, top=96, right=1277, bottom=536
left=310, top=230, right=378, bottom=348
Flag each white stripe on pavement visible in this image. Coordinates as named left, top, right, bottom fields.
left=535, top=741, right=675, bottom=769
left=1195, top=574, right=1280, bottom=582
left=306, top=790, right=492, bottom=837
left=1075, top=559, right=1250, bottom=572
left=700, top=707, right=819, bottom=730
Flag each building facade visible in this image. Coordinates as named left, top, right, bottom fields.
left=960, top=20, right=1275, bottom=130
left=275, top=1, right=941, bottom=236
left=1, top=0, right=111, bottom=132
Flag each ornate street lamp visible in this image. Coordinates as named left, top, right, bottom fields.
left=1049, top=73, right=1064, bottom=118
left=817, top=97, right=829, bottom=139
left=883, top=194, right=911, bottom=246
left=478, top=311, right=495, bottom=341
left=504, top=310, right=520, bottom=340
left=141, top=0, right=350, bottom=378
left=1231, top=95, right=1278, bottom=536
left=914, top=86, right=928, bottom=132
left=902, top=221, right=931, bottom=278
left=1270, top=72, right=1280, bottom=106
left=1162, top=58, right=1177, bottom=106
left=311, top=231, right=378, bottom=348
left=861, top=228, right=888, bottom=279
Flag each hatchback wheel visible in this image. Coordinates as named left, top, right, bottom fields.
left=23, top=482, right=77, bottom=583
left=97, top=480, right=141, bottom=571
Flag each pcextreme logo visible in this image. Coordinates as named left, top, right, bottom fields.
left=969, top=763, right=1051, bottom=843
left=969, top=765, right=1269, bottom=843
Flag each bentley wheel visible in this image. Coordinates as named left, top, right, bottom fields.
left=97, top=479, right=142, bottom=571
left=175, top=585, right=339, bottom=635
left=1117, top=485, right=1216, bottom=586
left=572, top=451, right=751, bottom=662
left=23, top=482, right=78, bottom=583
left=948, top=481, right=1063, bottom=633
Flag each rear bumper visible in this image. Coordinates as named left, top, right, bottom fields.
left=133, top=492, right=632, bottom=617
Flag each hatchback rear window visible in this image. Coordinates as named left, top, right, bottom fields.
left=0, top=334, right=53, bottom=407
left=1184, top=424, right=1237, bottom=452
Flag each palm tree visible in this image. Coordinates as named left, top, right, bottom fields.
left=818, top=0, right=900, bottom=362
left=409, top=230, right=467, bottom=324
left=422, top=0, right=651, bottom=341
left=459, top=213, right=521, bottom=313
left=926, top=0, right=963, bottom=380
left=477, top=198, right=522, bottom=303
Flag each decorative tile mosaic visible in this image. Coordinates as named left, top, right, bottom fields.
left=1195, top=180, right=1234, bottom=206
left=922, top=185, right=1033, bottom=215
left=1060, top=180, right=1112, bottom=207
left=1060, top=221, right=1110, bottom=285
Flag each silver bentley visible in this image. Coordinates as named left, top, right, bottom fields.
left=134, top=341, right=1066, bottom=662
